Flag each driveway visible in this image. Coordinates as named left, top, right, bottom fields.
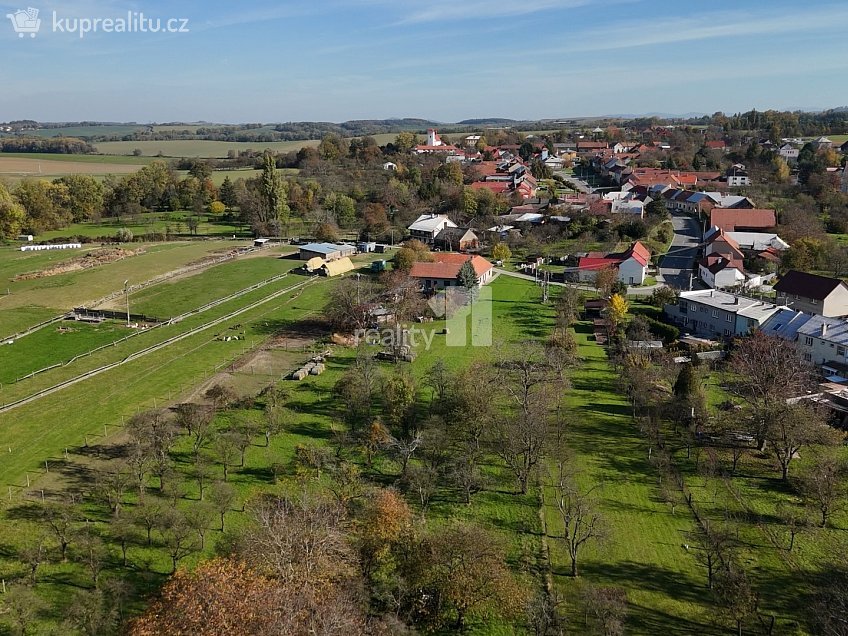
left=659, top=212, right=701, bottom=290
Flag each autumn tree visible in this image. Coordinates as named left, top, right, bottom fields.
left=357, top=488, right=412, bottom=580
left=0, top=182, right=27, bottom=240
left=594, top=267, right=618, bottom=297
left=606, top=294, right=629, bottom=333
left=492, top=242, right=512, bottom=263
left=405, top=522, right=524, bottom=630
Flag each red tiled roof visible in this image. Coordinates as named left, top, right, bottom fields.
left=629, top=241, right=651, bottom=267
left=470, top=181, right=511, bottom=194
left=710, top=208, right=776, bottom=232
left=410, top=253, right=493, bottom=280
left=705, top=140, right=727, bottom=149
left=578, top=257, right=620, bottom=271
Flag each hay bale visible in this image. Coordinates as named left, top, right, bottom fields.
left=310, top=364, right=325, bottom=376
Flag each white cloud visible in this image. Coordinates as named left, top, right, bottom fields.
left=556, top=4, right=848, bottom=53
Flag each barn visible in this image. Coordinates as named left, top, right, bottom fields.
left=298, top=243, right=356, bottom=261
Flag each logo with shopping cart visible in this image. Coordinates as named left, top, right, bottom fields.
left=6, top=7, right=41, bottom=38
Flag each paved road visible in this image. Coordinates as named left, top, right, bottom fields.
left=659, top=212, right=702, bottom=290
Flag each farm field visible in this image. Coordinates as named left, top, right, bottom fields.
left=94, top=139, right=320, bottom=158
left=0, top=275, right=334, bottom=486
left=0, top=156, right=143, bottom=179
left=0, top=270, right=313, bottom=407
left=1, top=254, right=305, bottom=385
left=0, top=240, right=269, bottom=335
left=120, top=254, right=303, bottom=317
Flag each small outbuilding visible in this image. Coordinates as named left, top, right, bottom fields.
left=321, top=257, right=355, bottom=277
left=303, top=257, right=325, bottom=273
left=299, top=243, right=356, bottom=261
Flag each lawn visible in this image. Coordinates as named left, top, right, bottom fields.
left=544, top=321, right=714, bottom=634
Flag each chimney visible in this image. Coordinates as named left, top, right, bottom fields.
left=822, top=323, right=828, bottom=337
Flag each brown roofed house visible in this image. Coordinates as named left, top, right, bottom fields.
left=773, top=270, right=848, bottom=317
left=709, top=208, right=776, bottom=233
left=434, top=227, right=479, bottom=252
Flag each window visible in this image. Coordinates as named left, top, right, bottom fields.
left=690, top=303, right=697, bottom=312
left=804, top=336, right=814, bottom=346
left=725, top=313, right=733, bottom=322
left=839, top=346, right=846, bottom=357
left=712, top=309, right=719, bottom=318
left=812, top=298, right=819, bottom=305
left=804, top=353, right=812, bottom=362
left=700, top=306, right=708, bottom=314
left=723, top=329, right=731, bottom=336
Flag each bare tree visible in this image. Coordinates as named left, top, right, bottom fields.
left=713, top=567, right=758, bottom=636
left=75, top=527, right=108, bottom=588
left=493, top=343, right=559, bottom=494
left=799, top=453, right=846, bottom=527
left=193, top=456, right=213, bottom=501
left=93, top=465, right=131, bottom=516
left=551, top=462, right=605, bottom=577
left=213, top=432, right=241, bottom=481
left=19, top=534, right=49, bottom=584
left=403, top=464, right=438, bottom=513
left=582, top=585, right=628, bottom=636
left=776, top=501, right=809, bottom=552
left=240, top=493, right=355, bottom=588
left=209, top=481, right=236, bottom=532
left=204, top=384, right=237, bottom=411
left=389, top=433, right=422, bottom=477
left=132, top=495, right=163, bottom=546
left=765, top=402, right=842, bottom=481
left=730, top=332, right=816, bottom=449
left=158, top=510, right=199, bottom=574
left=42, top=498, right=78, bottom=562
left=186, top=503, right=214, bottom=551
left=110, top=515, right=137, bottom=567
left=689, top=524, right=735, bottom=589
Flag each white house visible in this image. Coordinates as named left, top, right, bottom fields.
left=382, top=161, right=398, bottom=171
left=577, top=241, right=651, bottom=285
left=408, top=214, right=458, bottom=242
left=778, top=143, right=799, bottom=162
left=726, top=164, right=751, bottom=187
left=699, top=255, right=745, bottom=289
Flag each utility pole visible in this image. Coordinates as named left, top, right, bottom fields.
left=123, top=279, right=130, bottom=327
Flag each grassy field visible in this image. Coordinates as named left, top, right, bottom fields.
left=0, top=254, right=304, bottom=384
left=0, top=240, right=267, bottom=335
left=94, top=139, right=320, bottom=158
left=0, top=276, right=333, bottom=485
left=125, top=254, right=302, bottom=317
left=545, top=322, right=713, bottom=633
left=0, top=157, right=144, bottom=179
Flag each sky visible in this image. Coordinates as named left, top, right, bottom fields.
left=1, top=0, right=848, bottom=123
